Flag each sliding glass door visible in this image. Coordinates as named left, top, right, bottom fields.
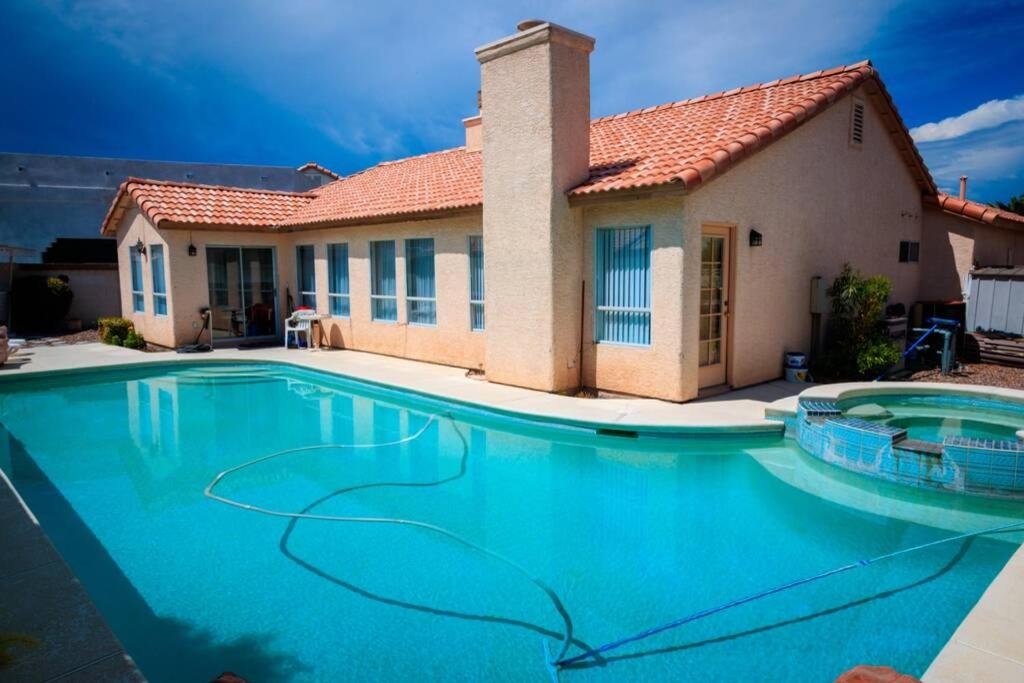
left=206, top=247, right=278, bottom=341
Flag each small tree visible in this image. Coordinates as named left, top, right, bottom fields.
left=995, top=193, right=1024, bottom=215
left=822, top=264, right=900, bottom=379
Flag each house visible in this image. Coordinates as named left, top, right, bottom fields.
left=0, top=152, right=337, bottom=327
left=99, top=20, right=998, bottom=402
left=920, top=178, right=1024, bottom=302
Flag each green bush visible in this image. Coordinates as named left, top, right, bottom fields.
left=123, top=331, right=146, bottom=350
left=821, top=264, right=900, bottom=380
left=10, top=275, right=74, bottom=332
left=98, top=317, right=134, bottom=345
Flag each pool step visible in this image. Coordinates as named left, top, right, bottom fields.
left=893, top=439, right=944, bottom=457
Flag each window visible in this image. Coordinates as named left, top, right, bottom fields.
left=327, top=243, right=350, bottom=317
left=296, top=245, right=316, bottom=308
left=151, top=244, right=168, bottom=315
left=405, top=238, right=436, bottom=325
left=594, top=226, right=652, bottom=345
left=130, top=247, right=145, bottom=313
left=850, top=99, right=865, bottom=146
left=468, top=235, right=484, bottom=331
left=370, top=240, right=397, bottom=321
left=899, top=240, right=920, bottom=263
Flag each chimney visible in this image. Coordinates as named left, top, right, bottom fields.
left=463, top=90, right=483, bottom=152
left=959, top=175, right=968, bottom=201
left=475, top=20, right=594, bottom=392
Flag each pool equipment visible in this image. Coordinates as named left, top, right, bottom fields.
left=176, top=308, right=212, bottom=354
left=875, top=317, right=959, bottom=381
left=551, top=519, right=1024, bottom=670
left=204, top=412, right=576, bottom=669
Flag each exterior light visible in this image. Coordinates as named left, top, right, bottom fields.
left=135, top=239, right=146, bottom=255
left=749, top=229, right=763, bottom=247
left=188, top=243, right=197, bottom=257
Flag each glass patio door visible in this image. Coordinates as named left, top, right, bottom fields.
left=698, top=226, right=730, bottom=388
left=206, top=247, right=278, bottom=341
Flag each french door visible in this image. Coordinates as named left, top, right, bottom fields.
left=698, top=226, right=731, bottom=388
left=206, top=247, right=278, bottom=341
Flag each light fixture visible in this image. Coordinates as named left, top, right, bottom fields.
left=749, top=229, right=763, bottom=247
left=135, top=239, right=146, bottom=255
left=187, top=232, right=197, bottom=256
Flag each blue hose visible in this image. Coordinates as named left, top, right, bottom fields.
left=554, top=519, right=1024, bottom=669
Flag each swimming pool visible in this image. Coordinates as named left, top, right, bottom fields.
left=1, top=363, right=1021, bottom=681
left=839, top=394, right=1024, bottom=442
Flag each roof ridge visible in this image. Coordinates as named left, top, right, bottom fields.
left=374, top=146, right=476, bottom=168
left=122, top=176, right=314, bottom=198
left=591, top=60, right=874, bottom=124
left=932, top=192, right=1024, bottom=224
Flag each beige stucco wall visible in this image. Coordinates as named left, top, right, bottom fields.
left=12, top=265, right=120, bottom=327
left=580, top=197, right=689, bottom=401
left=114, top=208, right=485, bottom=365
left=920, top=208, right=975, bottom=301
left=973, top=223, right=1024, bottom=267
left=288, top=214, right=485, bottom=369
left=680, top=85, right=924, bottom=389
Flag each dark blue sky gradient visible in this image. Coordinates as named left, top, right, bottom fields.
left=2, top=0, right=1023, bottom=202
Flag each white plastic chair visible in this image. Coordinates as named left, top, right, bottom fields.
left=284, top=309, right=317, bottom=349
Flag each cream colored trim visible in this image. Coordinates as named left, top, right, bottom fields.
left=475, top=22, right=595, bottom=64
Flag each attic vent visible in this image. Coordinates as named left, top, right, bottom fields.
left=850, top=100, right=865, bottom=146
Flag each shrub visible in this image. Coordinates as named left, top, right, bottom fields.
left=98, top=317, right=133, bottom=345
left=10, top=275, right=74, bottom=332
left=821, top=264, right=900, bottom=380
left=123, top=331, right=146, bottom=350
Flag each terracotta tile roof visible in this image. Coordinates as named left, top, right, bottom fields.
left=101, top=60, right=935, bottom=233
left=100, top=178, right=314, bottom=235
left=282, top=148, right=482, bottom=227
left=296, top=161, right=340, bottom=179
left=926, top=193, right=1024, bottom=228
left=577, top=60, right=933, bottom=196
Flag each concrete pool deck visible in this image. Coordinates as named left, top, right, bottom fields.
left=2, top=343, right=1023, bottom=681
left=1, top=343, right=797, bottom=433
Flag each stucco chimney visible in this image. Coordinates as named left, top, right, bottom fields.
left=463, top=115, right=482, bottom=152
left=475, top=20, right=594, bottom=392
left=959, top=175, right=968, bottom=201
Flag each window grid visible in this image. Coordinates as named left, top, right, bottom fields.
left=370, top=240, right=398, bottom=322
left=150, top=244, right=168, bottom=315
left=899, top=240, right=920, bottom=263
left=130, top=247, right=145, bottom=313
left=327, top=243, right=350, bottom=317
left=406, top=238, right=437, bottom=326
left=296, top=245, right=316, bottom=309
left=594, top=226, right=652, bottom=346
left=469, top=235, right=484, bottom=331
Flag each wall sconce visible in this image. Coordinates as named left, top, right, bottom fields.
left=188, top=243, right=197, bottom=257
left=749, top=229, right=763, bottom=247
left=135, top=239, right=147, bottom=256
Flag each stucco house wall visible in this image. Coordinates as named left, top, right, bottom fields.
left=920, top=208, right=1024, bottom=302
left=287, top=213, right=486, bottom=370
left=920, top=208, right=975, bottom=301
left=681, top=84, right=924, bottom=390
left=580, top=196, right=688, bottom=401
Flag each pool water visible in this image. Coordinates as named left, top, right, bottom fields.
left=841, top=396, right=1024, bottom=443
left=1, top=363, right=1021, bottom=682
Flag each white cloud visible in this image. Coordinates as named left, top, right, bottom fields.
left=917, top=120, right=1024, bottom=201
left=910, top=95, right=1024, bottom=143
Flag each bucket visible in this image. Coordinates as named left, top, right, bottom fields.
left=785, top=367, right=811, bottom=383
left=784, top=352, right=808, bottom=369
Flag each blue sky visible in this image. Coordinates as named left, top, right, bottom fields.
left=2, top=0, right=1023, bottom=203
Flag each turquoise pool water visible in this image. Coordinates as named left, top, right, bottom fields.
left=841, top=395, right=1024, bottom=442
left=1, top=363, right=1022, bottom=681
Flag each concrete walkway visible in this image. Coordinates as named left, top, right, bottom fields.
left=2, top=343, right=792, bottom=434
